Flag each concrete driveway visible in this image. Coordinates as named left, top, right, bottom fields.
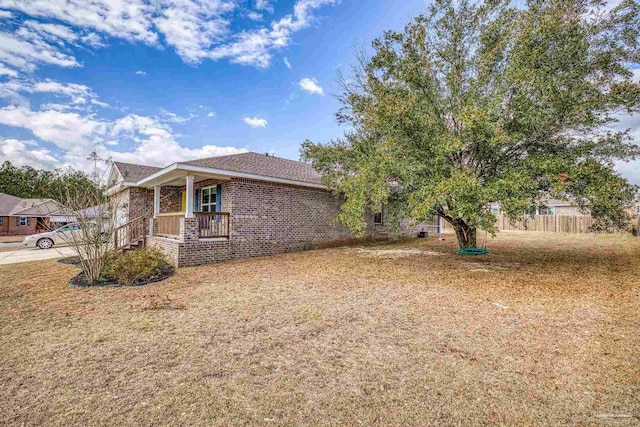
left=0, top=246, right=78, bottom=265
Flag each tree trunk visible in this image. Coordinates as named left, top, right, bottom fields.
left=453, top=221, right=477, bottom=249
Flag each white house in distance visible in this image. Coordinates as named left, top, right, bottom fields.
left=489, top=198, right=586, bottom=216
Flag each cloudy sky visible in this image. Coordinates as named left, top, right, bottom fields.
left=0, top=0, right=638, bottom=184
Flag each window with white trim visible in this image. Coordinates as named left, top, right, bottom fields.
left=18, top=217, right=27, bottom=226
left=200, top=187, right=217, bottom=213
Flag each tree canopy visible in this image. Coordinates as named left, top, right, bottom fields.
left=302, top=0, right=640, bottom=248
left=0, top=161, right=101, bottom=202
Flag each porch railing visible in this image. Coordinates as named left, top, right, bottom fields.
left=196, top=212, right=230, bottom=239
left=156, top=212, right=182, bottom=238
left=114, top=216, right=147, bottom=250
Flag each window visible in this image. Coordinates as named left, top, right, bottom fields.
left=18, top=217, right=28, bottom=226
left=374, top=205, right=383, bottom=225
left=0, top=217, right=3, bottom=226
left=539, top=207, right=556, bottom=215
left=637, top=205, right=640, bottom=214
left=200, top=187, right=217, bottom=213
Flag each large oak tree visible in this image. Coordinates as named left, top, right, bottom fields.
left=302, top=0, right=640, bottom=249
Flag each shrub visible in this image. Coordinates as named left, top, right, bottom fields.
left=103, top=247, right=171, bottom=286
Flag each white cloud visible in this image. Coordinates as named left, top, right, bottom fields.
left=0, top=0, right=158, bottom=45
left=207, top=112, right=216, bottom=117
left=284, top=57, right=292, bottom=69
left=0, top=77, right=106, bottom=107
left=243, top=116, right=268, bottom=128
left=0, top=138, right=59, bottom=170
left=90, top=99, right=110, bottom=108
left=0, top=31, right=79, bottom=71
left=0, top=10, right=12, bottom=18
left=135, top=70, right=147, bottom=75
left=203, top=0, right=337, bottom=68
left=0, top=63, right=17, bottom=77
left=21, top=20, right=78, bottom=43
left=255, top=0, right=274, bottom=12
left=298, top=77, right=323, bottom=95
left=153, top=0, right=235, bottom=64
left=0, top=105, right=106, bottom=150
left=0, top=105, right=246, bottom=171
left=32, top=80, right=91, bottom=103
left=159, top=108, right=196, bottom=123
left=80, top=32, right=105, bottom=48
left=247, top=11, right=263, bottom=21
left=0, top=0, right=337, bottom=70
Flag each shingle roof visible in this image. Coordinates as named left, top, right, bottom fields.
left=113, top=162, right=162, bottom=182
left=0, top=193, right=22, bottom=216
left=0, top=193, right=60, bottom=216
left=184, top=152, right=323, bottom=185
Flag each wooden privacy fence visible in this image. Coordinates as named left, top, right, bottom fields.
left=445, top=214, right=629, bottom=234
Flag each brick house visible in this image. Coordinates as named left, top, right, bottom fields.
left=0, top=193, right=65, bottom=236
left=107, top=152, right=440, bottom=267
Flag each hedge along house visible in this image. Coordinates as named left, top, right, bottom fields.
left=107, top=152, right=440, bottom=267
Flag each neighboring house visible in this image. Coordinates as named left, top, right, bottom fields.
left=0, top=193, right=66, bottom=236
left=489, top=198, right=586, bottom=216
left=107, top=152, right=439, bottom=267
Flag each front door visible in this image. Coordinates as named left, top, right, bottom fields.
left=181, top=191, right=187, bottom=212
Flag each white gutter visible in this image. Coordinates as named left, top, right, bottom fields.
left=135, top=162, right=327, bottom=190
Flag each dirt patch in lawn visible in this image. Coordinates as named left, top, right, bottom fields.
left=1, top=232, right=639, bottom=426
left=350, top=247, right=444, bottom=258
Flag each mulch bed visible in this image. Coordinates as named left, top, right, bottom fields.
left=60, top=256, right=175, bottom=288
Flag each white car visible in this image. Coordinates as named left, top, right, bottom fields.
left=23, top=223, right=84, bottom=249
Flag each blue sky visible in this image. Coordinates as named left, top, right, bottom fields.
left=0, top=0, right=638, bottom=184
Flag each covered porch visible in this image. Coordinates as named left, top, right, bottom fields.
left=138, top=165, right=232, bottom=241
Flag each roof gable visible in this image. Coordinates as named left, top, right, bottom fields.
left=113, top=162, right=162, bottom=182
left=0, top=193, right=23, bottom=216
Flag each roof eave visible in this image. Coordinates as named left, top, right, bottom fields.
left=134, top=163, right=327, bottom=190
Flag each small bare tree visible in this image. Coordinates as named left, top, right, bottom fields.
left=33, top=157, right=121, bottom=285
left=55, top=189, right=120, bottom=285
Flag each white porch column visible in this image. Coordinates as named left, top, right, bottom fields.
left=153, top=186, right=161, bottom=218
left=185, top=175, right=195, bottom=218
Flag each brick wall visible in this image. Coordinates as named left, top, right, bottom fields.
left=226, top=178, right=380, bottom=252
left=116, top=177, right=422, bottom=267
left=0, top=216, right=38, bottom=236
left=129, top=187, right=154, bottom=219
left=157, top=178, right=391, bottom=267
left=160, top=187, right=182, bottom=213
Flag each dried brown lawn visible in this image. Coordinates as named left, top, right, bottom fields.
left=1, top=232, right=639, bottom=426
